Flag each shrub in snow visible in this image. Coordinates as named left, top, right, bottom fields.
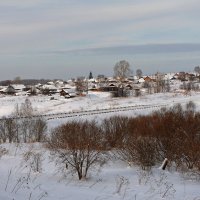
left=23, top=147, right=44, bottom=173
left=115, top=176, right=129, bottom=196
left=118, top=135, right=157, bottom=170
left=3, top=168, right=47, bottom=200
left=0, top=117, right=18, bottom=143
left=147, top=171, right=176, bottom=199
left=101, top=116, right=129, bottom=149
left=48, top=120, right=108, bottom=180
left=6, top=98, right=48, bottom=143
left=0, top=146, right=8, bottom=158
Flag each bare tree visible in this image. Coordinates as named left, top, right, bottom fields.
left=48, top=120, right=107, bottom=180
left=19, top=99, right=34, bottom=142
left=114, top=60, right=132, bottom=82
left=32, top=118, right=47, bottom=142
left=180, top=81, right=195, bottom=92
left=102, top=116, right=129, bottom=148
left=113, top=60, right=132, bottom=97
left=76, top=77, right=87, bottom=95
left=0, top=118, right=7, bottom=143
left=186, top=101, right=196, bottom=113
left=12, top=99, right=47, bottom=143
left=165, top=79, right=171, bottom=92
left=154, top=73, right=168, bottom=93
left=136, top=69, right=143, bottom=79
left=12, top=99, right=36, bottom=143
left=194, top=66, right=200, bottom=81
left=0, top=117, right=17, bottom=143
left=13, top=76, right=22, bottom=84
left=5, top=118, right=17, bottom=143
left=20, top=98, right=33, bottom=117
left=118, top=126, right=157, bottom=170
left=23, top=148, right=43, bottom=173
left=144, top=82, right=153, bottom=94
left=29, top=86, right=37, bottom=96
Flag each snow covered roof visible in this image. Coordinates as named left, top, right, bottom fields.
left=138, top=78, right=145, bottom=83
left=62, top=84, right=76, bottom=89
left=42, top=84, right=57, bottom=90
left=0, top=87, right=7, bottom=92
left=55, top=80, right=63, bottom=84
left=88, top=78, right=97, bottom=82
left=11, top=84, right=26, bottom=90
left=47, top=81, right=54, bottom=85
left=164, top=73, right=176, bottom=80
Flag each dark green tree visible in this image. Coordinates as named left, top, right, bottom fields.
left=89, top=71, right=93, bottom=79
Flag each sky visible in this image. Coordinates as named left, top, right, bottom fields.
left=0, top=0, right=200, bottom=80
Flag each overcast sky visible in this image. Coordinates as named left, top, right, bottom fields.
left=0, top=0, right=200, bottom=80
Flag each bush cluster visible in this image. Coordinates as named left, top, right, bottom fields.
left=0, top=98, right=47, bottom=143
left=118, top=102, right=200, bottom=171
left=1, top=99, right=200, bottom=179
left=48, top=101, right=200, bottom=179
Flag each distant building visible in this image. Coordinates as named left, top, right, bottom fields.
left=5, top=85, right=16, bottom=95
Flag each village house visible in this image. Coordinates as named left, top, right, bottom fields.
left=0, top=84, right=26, bottom=95
left=60, top=88, right=77, bottom=98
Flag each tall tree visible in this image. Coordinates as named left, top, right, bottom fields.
left=194, top=66, right=200, bottom=82
left=89, top=72, right=93, bottom=79
left=76, top=77, right=87, bottom=95
left=113, top=60, right=132, bottom=97
left=136, top=69, right=143, bottom=79
left=114, top=60, right=131, bottom=82
left=13, top=76, right=22, bottom=84
left=194, top=66, right=200, bottom=75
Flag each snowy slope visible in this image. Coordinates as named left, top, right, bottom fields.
left=0, top=143, right=199, bottom=200
left=0, top=92, right=200, bottom=199
left=1, top=91, right=200, bottom=118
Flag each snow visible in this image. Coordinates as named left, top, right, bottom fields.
left=0, top=91, right=199, bottom=117
left=0, top=91, right=200, bottom=199
left=0, top=143, right=199, bottom=200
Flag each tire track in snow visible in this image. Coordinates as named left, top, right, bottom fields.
left=0, top=103, right=167, bottom=121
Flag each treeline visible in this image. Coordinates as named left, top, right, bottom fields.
left=0, top=79, right=53, bottom=86
left=48, top=101, right=200, bottom=179
left=0, top=99, right=47, bottom=143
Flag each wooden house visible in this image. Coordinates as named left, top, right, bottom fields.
left=5, top=85, right=16, bottom=95
left=144, top=76, right=154, bottom=82
left=60, top=88, right=77, bottom=98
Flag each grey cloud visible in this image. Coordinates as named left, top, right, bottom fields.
left=46, top=43, right=200, bottom=56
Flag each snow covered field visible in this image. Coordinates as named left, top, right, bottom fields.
left=0, top=91, right=200, bottom=199
left=0, top=143, right=199, bottom=200
left=1, top=91, right=200, bottom=124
